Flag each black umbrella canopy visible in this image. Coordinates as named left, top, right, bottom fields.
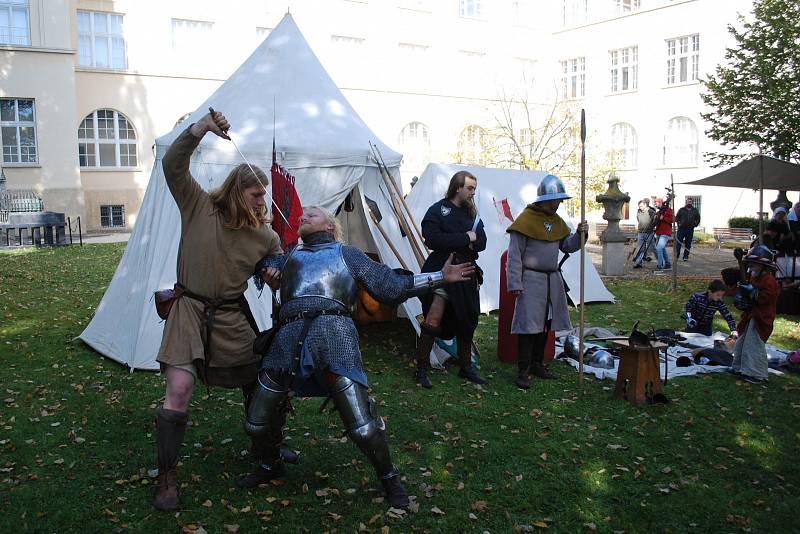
left=682, top=155, right=800, bottom=191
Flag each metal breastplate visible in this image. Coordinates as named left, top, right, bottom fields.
left=280, top=241, right=358, bottom=311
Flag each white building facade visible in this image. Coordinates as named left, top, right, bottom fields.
left=1, top=0, right=766, bottom=232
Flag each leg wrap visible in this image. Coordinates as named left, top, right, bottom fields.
left=329, top=375, right=396, bottom=479
left=155, top=407, right=188, bottom=472
left=244, top=370, right=288, bottom=463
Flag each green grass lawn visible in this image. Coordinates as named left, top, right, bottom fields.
left=1, top=244, right=799, bottom=533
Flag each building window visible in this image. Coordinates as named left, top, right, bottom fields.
left=458, top=0, right=482, bottom=18
left=78, top=109, right=138, bottom=168
left=399, top=42, right=429, bottom=53
left=331, top=34, right=365, bottom=47
left=0, top=0, right=29, bottom=45
left=615, top=0, right=641, bottom=14
left=610, top=46, right=637, bottom=92
left=398, top=122, right=431, bottom=171
left=77, top=11, right=127, bottom=69
left=662, top=117, right=698, bottom=167
left=666, top=34, right=700, bottom=85
left=610, top=123, right=638, bottom=169
left=171, top=18, right=213, bottom=49
left=255, top=27, right=271, bottom=40
left=562, top=0, right=587, bottom=26
left=1, top=98, right=37, bottom=164
left=560, top=57, right=586, bottom=99
left=100, top=205, right=125, bottom=228
left=457, top=125, right=487, bottom=164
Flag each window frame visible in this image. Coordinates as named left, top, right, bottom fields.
left=77, top=109, right=138, bottom=169
left=0, top=0, right=30, bottom=46
left=398, top=121, right=431, bottom=171
left=100, top=204, right=126, bottom=228
left=609, top=45, right=638, bottom=93
left=457, top=124, right=487, bottom=165
left=1, top=97, right=38, bottom=166
left=458, top=0, right=483, bottom=19
left=77, top=10, right=127, bottom=70
left=615, top=0, right=641, bottom=14
left=560, top=57, right=586, bottom=100
left=610, top=122, right=638, bottom=170
left=562, top=0, right=588, bottom=27
left=665, top=34, right=700, bottom=86
left=171, top=18, right=214, bottom=50
left=662, top=116, right=699, bottom=168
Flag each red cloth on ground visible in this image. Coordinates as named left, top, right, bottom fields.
left=737, top=273, right=779, bottom=342
left=655, top=207, right=674, bottom=236
left=271, top=162, right=302, bottom=249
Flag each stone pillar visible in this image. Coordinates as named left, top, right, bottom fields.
left=595, top=174, right=631, bottom=276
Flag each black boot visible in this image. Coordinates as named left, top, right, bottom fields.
left=515, top=335, right=533, bottom=389
left=457, top=334, right=487, bottom=384
left=152, top=407, right=188, bottom=511
left=530, top=334, right=557, bottom=380
left=236, top=460, right=286, bottom=488
left=381, top=473, right=410, bottom=509
left=415, top=333, right=435, bottom=388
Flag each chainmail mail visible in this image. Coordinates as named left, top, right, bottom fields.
left=259, top=237, right=414, bottom=373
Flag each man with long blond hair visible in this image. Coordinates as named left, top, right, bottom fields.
left=151, top=110, right=283, bottom=511
left=240, top=205, right=475, bottom=509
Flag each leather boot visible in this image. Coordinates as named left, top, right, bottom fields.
left=381, top=473, right=410, bottom=509
left=415, top=334, right=434, bottom=388
left=457, top=335, right=487, bottom=384
left=152, top=407, right=188, bottom=511
left=531, top=337, right=557, bottom=379
left=515, top=335, right=533, bottom=389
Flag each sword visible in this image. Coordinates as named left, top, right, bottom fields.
left=208, top=107, right=292, bottom=229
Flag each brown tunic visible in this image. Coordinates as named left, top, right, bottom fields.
left=156, top=127, right=282, bottom=386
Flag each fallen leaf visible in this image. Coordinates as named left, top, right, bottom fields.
left=471, top=500, right=488, bottom=512
left=223, top=525, right=239, bottom=533
left=202, top=499, right=212, bottom=508
left=431, top=506, right=445, bottom=515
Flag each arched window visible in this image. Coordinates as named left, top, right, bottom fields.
left=611, top=122, right=637, bottom=169
left=457, top=124, right=487, bottom=164
left=662, top=116, right=698, bottom=167
left=78, top=109, right=138, bottom=168
left=398, top=121, right=431, bottom=171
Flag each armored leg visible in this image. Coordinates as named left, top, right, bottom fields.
left=242, top=380, right=298, bottom=465
left=329, top=375, right=409, bottom=509
left=238, top=370, right=289, bottom=488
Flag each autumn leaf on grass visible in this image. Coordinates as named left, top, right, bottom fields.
left=471, top=500, right=488, bottom=512
left=223, top=525, right=240, bottom=533
left=431, top=506, right=445, bottom=515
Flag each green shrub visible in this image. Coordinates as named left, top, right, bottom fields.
left=728, top=215, right=766, bottom=235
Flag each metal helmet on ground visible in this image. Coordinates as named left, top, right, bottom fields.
left=534, top=174, right=572, bottom=203
left=563, top=335, right=581, bottom=358
left=586, top=349, right=615, bottom=369
left=743, top=244, right=778, bottom=271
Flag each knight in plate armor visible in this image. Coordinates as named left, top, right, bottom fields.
left=239, top=206, right=475, bottom=509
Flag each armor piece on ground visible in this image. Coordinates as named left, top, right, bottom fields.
left=533, top=174, right=572, bottom=203
left=586, top=348, right=615, bottom=369
left=153, top=407, right=188, bottom=511
left=743, top=244, right=778, bottom=271
left=692, top=348, right=734, bottom=366
left=564, top=334, right=581, bottom=358
left=281, top=241, right=359, bottom=312
left=734, top=282, right=759, bottom=311
left=329, top=375, right=396, bottom=478
left=676, top=355, right=693, bottom=367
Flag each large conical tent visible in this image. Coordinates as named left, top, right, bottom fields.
left=80, top=14, right=421, bottom=371
left=405, top=163, right=615, bottom=312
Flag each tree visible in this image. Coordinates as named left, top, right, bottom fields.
left=700, top=0, right=800, bottom=166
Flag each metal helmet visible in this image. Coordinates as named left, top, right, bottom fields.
left=744, top=244, right=778, bottom=271
left=563, top=335, right=581, bottom=358
left=587, top=349, right=615, bottom=369
left=534, top=174, right=572, bottom=203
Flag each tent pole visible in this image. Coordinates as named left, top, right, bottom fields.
left=578, top=109, right=586, bottom=387
left=366, top=205, right=410, bottom=271
left=671, top=174, right=677, bottom=292
left=758, top=150, right=764, bottom=245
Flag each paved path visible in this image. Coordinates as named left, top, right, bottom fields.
left=83, top=232, right=131, bottom=244
left=586, top=241, right=739, bottom=280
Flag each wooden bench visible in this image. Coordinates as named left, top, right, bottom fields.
left=712, top=227, right=754, bottom=251
left=595, top=222, right=637, bottom=241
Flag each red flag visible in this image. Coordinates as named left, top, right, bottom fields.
left=271, top=162, right=302, bottom=249
left=493, top=197, right=515, bottom=223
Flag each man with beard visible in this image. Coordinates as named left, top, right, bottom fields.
left=239, top=206, right=475, bottom=508
left=505, top=175, right=588, bottom=389
left=414, top=170, right=487, bottom=388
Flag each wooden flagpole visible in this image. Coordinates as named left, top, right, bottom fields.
left=579, top=109, right=587, bottom=387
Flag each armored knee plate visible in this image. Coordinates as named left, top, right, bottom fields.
left=244, top=370, right=289, bottom=439
left=329, top=376, right=395, bottom=478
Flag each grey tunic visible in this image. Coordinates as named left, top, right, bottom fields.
left=506, top=231, right=582, bottom=334
left=731, top=320, right=769, bottom=380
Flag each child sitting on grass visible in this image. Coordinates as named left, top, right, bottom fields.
left=684, top=279, right=737, bottom=337
left=732, top=246, right=780, bottom=384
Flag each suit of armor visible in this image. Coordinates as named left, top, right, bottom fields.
left=241, top=231, right=446, bottom=507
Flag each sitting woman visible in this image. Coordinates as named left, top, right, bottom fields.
left=684, top=279, right=737, bottom=337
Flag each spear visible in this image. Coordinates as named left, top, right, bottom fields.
left=579, top=109, right=586, bottom=386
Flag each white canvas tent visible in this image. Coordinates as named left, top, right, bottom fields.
left=80, top=14, right=423, bottom=371
left=405, top=163, right=615, bottom=312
